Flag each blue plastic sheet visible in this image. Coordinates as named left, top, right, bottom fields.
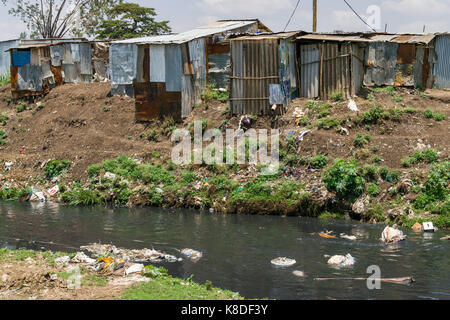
left=12, top=50, right=30, bottom=67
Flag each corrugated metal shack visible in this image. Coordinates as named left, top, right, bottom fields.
left=363, top=33, right=437, bottom=89
left=110, top=19, right=271, bottom=121
left=8, top=38, right=92, bottom=98
left=91, top=40, right=111, bottom=82
left=229, top=32, right=300, bottom=115
left=295, top=34, right=369, bottom=100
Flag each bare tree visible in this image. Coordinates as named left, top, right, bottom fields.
left=1, top=0, right=120, bottom=38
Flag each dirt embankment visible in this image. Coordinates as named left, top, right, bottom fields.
left=0, top=82, right=449, bottom=225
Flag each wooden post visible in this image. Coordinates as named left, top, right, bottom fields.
left=313, top=0, right=317, bottom=32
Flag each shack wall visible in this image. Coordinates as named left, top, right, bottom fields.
left=110, top=43, right=138, bottom=97
left=434, top=35, right=450, bottom=89
left=0, top=40, right=19, bottom=75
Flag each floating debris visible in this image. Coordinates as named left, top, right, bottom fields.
left=340, top=234, right=357, bottom=240
left=319, top=232, right=337, bottom=239
left=440, top=235, right=450, bottom=241
left=271, top=257, right=296, bottom=267
left=292, top=270, right=306, bottom=277
left=327, top=254, right=355, bottom=267
left=381, top=226, right=406, bottom=243
left=314, top=276, right=414, bottom=285
left=180, top=249, right=203, bottom=261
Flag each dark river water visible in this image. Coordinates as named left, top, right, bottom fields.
left=0, top=201, right=449, bottom=300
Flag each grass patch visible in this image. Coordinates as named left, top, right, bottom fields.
left=44, top=160, right=71, bottom=179
left=322, top=159, right=366, bottom=200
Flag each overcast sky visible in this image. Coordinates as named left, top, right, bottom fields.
left=1, top=0, right=449, bottom=41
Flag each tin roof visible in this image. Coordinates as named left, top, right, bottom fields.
left=231, top=31, right=303, bottom=41
left=296, top=33, right=371, bottom=42
left=296, top=32, right=437, bottom=44
left=112, top=20, right=264, bottom=45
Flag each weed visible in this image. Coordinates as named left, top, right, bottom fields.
left=44, top=160, right=70, bottom=179
left=330, top=91, right=344, bottom=102
left=322, top=159, right=366, bottom=200
left=308, top=155, right=328, bottom=169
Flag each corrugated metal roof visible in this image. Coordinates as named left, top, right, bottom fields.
left=296, top=34, right=371, bottom=42
left=112, top=20, right=260, bottom=45
left=390, top=34, right=436, bottom=44
left=231, top=31, right=301, bottom=41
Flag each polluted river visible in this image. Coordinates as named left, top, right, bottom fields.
left=0, top=201, right=449, bottom=300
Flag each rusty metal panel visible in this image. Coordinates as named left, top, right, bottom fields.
left=397, top=44, right=415, bottom=64
left=17, top=64, right=43, bottom=91
left=134, top=80, right=181, bottom=121
left=299, top=44, right=320, bottom=98
left=364, top=42, right=398, bottom=86
left=181, top=74, right=194, bottom=118
left=230, top=38, right=281, bottom=115
left=50, top=65, right=63, bottom=86
left=434, top=35, right=450, bottom=89
left=321, top=42, right=352, bottom=100
left=188, top=38, right=207, bottom=107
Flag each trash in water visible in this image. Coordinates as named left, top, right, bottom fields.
left=412, top=222, right=423, bottom=232
left=440, top=236, right=450, bottom=241
left=319, top=232, right=337, bottom=239
left=340, top=234, right=357, bottom=240
left=292, top=270, right=306, bottom=277
left=30, top=190, right=46, bottom=202
left=381, top=226, right=406, bottom=243
left=125, top=264, right=144, bottom=275
left=314, top=276, right=414, bottom=285
left=181, top=248, right=203, bottom=261
left=422, top=222, right=436, bottom=232
left=271, top=257, right=296, bottom=267
left=327, top=254, right=355, bottom=267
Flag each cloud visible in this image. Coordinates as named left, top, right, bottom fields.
left=396, top=20, right=448, bottom=33
left=331, top=10, right=373, bottom=32
left=195, top=0, right=293, bottom=16
left=382, top=0, right=450, bottom=16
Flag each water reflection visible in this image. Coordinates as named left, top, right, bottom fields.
left=0, top=201, right=449, bottom=300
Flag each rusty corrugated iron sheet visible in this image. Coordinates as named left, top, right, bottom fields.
left=433, top=35, right=450, bottom=89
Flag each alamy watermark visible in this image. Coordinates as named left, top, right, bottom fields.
left=367, top=265, right=381, bottom=290
left=366, top=5, right=381, bottom=30
left=171, top=121, right=280, bottom=175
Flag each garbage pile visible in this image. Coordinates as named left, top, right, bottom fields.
left=271, top=257, right=296, bottom=267
left=80, top=243, right=180, bottom=263
left=327, top=254, right=356, bottom=267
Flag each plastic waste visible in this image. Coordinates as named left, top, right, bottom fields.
left=422, top=222, right=436, bottom=232
left=319, top=232, right=337, bottom=239
left=381, top=226, right=406, bottom=243
left=181, top=248, right=203, bottom=261
left=3, top=162, right=13, bottom=171
left=48, top=185, right=59, bottom=196
left=103, top=172, right=117, bottom=180
left=292, top=270, right=305, bottom=277
left=271, top=257, right=296, bottom=267
left=125, top=264, right=144, bottom=275
left=412, top=222, right=423, bottom=232
left=340, top=234, right=357, bottom=241
left=348, top=99, right=359, bottom=112
left=54, top=256, right=71, bottom=265
left=327, top=254, right=355, bottom=267
left=30, top=190, right=46, bottom=202
left=71, top=252, right=96, bottom=264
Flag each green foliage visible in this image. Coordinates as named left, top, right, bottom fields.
left=0, top=129, right=7, bottom=145
left=433, top=113, right=445, bottom=121
left=413, top=162, right=449, bottom=213
left=424, top=109, right=433, bottom=119
left=87, top=164, right=101, bottom=177
left=393, top=96, right=403, bottom=102
left=357, top=105, right=383, bottom=124
left=322, top=159, right=366, bottom=199
left=44, top=160, right=70, bottom=179
left=353, top=133, right=371, bottom=148
left=308, top=155, right=328, bottom=169
left=402, top=148, right=439, bottom=167
left=201, top=83, right=229, bottom=102
left=0, top=73, right=10, bottom=86
left=0, top=186, right=32, bottom=201
left=373, top=86, right=395, bottom=95
left=366, top=93, right=374, bottom=102
left=358, top=164, right=379, bottom=182
left=16, top=102, right=27, bottom=113
left=95, top=2, right=171, bottom=39
left=367, top=183, right=381, bottom=196
left=316, top=118, right=343, bottom=130
left=61, top=188, right=105, bottom=206
left=330, top=91, right=344, bottom=102
left=306, top=102, right=332, bottom=118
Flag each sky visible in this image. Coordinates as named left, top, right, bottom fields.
left=1, top=0, right=450, bottom=41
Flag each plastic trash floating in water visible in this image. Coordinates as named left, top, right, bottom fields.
left=271, top=257, right=296, bottom=267
left=327, top=254, right=355, bottom=267
left=319, top=232, right=337, bottom=239
left=181, top=249, right=203, bottom=261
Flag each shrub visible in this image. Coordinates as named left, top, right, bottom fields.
left=87, top=164, right=101, bottom=177
left=322, top=159, right=366, bottom=199
left=358, top=105, right=383, bottom=124
left=367, top=183, right=381, bottom=196
left=61, top=188, right=105, bottom=206
left=424, top=109, right=433, bottom=119
left=330, top=91, right=344, bottom=102
left=0, top=129, right=7, bottom=145
left=44, top=160, right=70, bottom=179
left=433, top=113, right=445, bottom=121
left=317, top=118, right=342, bottom=130
left=308, top=155, right=328, bottom=169
left=353, top=133, right=370, bottom=148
